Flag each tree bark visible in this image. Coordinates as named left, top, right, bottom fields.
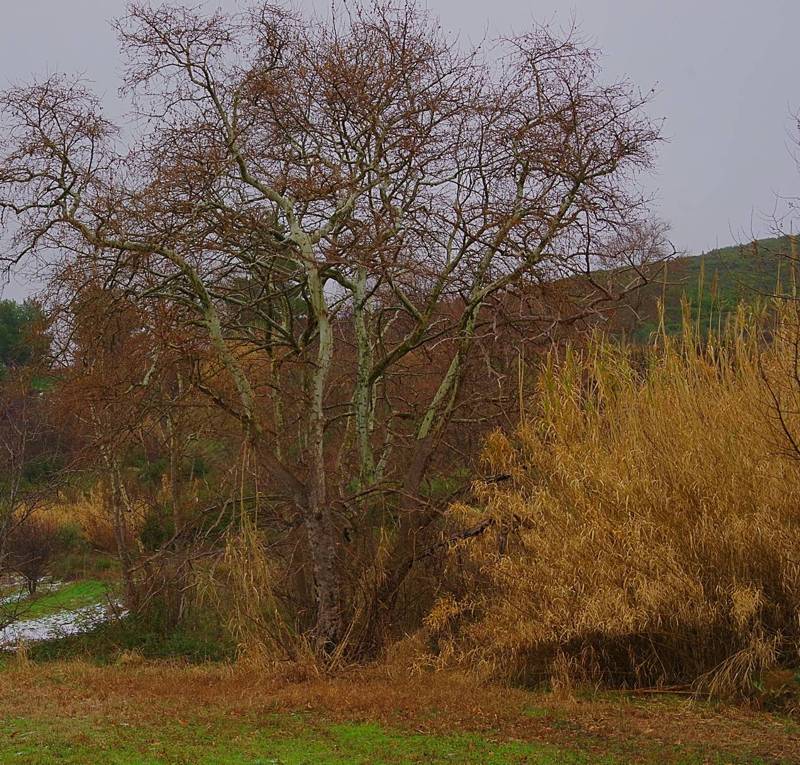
left=306, top=261, right=344, bottom=652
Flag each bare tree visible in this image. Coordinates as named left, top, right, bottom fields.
left=7, top=514, right=65, bottom=595
left=0, top=1, right=665, bottom=655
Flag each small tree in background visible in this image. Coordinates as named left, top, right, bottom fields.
left=0, top=366, right=62, bottom=576
left=7, top=514, right=65, bottom=595
left=0, top=299, right=44, bottom=377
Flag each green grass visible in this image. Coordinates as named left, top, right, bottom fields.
left=25, top=612, right=236, bottom=665
left=0, top=717, right=570, bottom=765
left=1, top=580, right=110, bottom=622
left=0, top=715, right=778, bottom=765
left=28, top=580, right=110, bottom=618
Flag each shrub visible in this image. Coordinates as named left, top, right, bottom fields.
left=60, top=485, right=144, bottom=554
left=7, top=514, right=67, bottom=594
left=427, top=306, right=800, bottom=695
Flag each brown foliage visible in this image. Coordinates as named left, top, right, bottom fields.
left=428, top=307, right=800, bottom=695
left=6, top=513, right=65, bottom=594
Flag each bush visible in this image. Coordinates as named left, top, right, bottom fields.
left=7, top=514, right=68, bottom=594
left=427, top=307, right=800, bottom=695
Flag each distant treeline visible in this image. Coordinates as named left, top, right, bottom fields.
left=0, top=299, right=42, bottom=373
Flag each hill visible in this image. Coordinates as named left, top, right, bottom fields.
left=613, top=235, right=796, bottom=341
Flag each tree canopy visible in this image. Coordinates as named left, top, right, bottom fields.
left=0, top=1, right=666, bottom=656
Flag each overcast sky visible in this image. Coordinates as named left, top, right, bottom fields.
left=1, top=0, right=798, bottom=299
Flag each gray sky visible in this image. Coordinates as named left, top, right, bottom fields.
left=1, top=0, right=799, bottom=299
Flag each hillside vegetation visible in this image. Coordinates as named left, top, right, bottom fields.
left=615, top=236, right=795, bottom=340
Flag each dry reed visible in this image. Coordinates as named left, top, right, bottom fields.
left=427, top=305, right=800, bottom=695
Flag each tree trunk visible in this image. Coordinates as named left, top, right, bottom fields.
left=106, top=451, right=139, bottom=611
left=304, top=502, right=343, bottom=652
left=306, top=261, right=344, bottom=653
left=357, top=434, right=439, bottom=654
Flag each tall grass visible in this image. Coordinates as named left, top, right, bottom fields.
left=198, top=518, right=300, bottom=664
left=426, top=304, right=800, bottom=695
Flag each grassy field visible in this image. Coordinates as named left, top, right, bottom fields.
left=1, top=580, right=110, bottom=624
left=22, top=580, right=110, bottom=619
left=0, top=662, right=797, bottom=764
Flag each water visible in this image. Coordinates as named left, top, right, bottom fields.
left=0, top=579, right=123, bottom=648
left=0, top=602, right=119, bottom=646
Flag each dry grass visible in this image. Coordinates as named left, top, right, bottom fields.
left=196, top=516, right=322, bottom=674
left=46, top=484, right=145, bottom=554
left=426, top=305, right=800, bottom=695
left=0, top=660, right=795, bottom=762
